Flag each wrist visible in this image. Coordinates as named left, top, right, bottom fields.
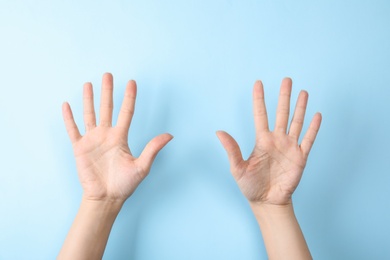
left=249, top=201, right=295, bottom=220
left=80, top=196, right=124, bottom=216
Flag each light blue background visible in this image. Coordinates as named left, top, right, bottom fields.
left=1, top=0, right=389, bottom=259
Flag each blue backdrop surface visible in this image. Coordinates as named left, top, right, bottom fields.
left=0, top=1, right=389, bottom=259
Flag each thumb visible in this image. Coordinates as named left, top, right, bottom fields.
left=216, top=131, right=244, bottom=176
left=137, top=133, right=173, bottom=172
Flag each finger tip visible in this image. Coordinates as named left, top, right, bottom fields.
left=126, top=80, right=137, bottom=94
left=300, top=90, right=309, bottom=99
left=216, top=130, right=224, bottom=136
left=283, top=77, right=292, bottom=83
left=164, top=133, right=174, bottom=141
left=62, top=102, right=73, bottom=118
left=280, top=78, right=293, bottom=92
left=127, top=79, right=137, bottom=88
left=254, top=80, right=263, bottom=86
left=83, top=83, right=94, bottom=96
left=103, top=72, right=113, bottom=82
left=62, top=102, right=69, bottom=110
left=253, top=81, right=264, bottom=93
left=316, top=112, right=323, bottom=120
left=312, top=112, right=323, bottom=127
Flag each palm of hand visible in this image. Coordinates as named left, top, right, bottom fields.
left=236, top=132, right=307, bottom=205
left=62, top=73, right=172, bottom=203
left=217, top=79, right=321, bottom=206
left=73, top=127, right=141, bottom=201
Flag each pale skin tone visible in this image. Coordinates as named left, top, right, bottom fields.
left=217, top=78, right=322, bottom=260
left=59, top=74, right=321, bottom=259
left=58, top=73, right=173, bottom=259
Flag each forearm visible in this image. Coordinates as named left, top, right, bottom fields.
left=58, top=197, right=124, bottom=260
left=250, top=203, right=312, bottom=260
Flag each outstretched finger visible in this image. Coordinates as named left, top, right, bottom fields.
left=288, top=90, right=308, bottom=140
left=253, top=80, right=269, bottom=133
left=216, top=131, right=244, bottom=178
left=99, top=73, right=114, bottom=127
left=300, top=113, right=322, bottom=158
left=116, top=80, right=137, bottom=132
left=275, top=78, right=292, bottom=133
left=137, top=133, right=174, bottom=174
left=62, top=102, right=81, bottom=143
left=83, top=82, right=96, bottom=131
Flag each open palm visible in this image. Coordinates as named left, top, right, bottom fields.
left=217, top=78, right=322, bottom=206
left=62, top=73, right=173, bottom=202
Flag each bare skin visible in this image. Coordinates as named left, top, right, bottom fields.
left=58, top=73, right=173, bottom=259
left=58, top=74, right=320, bottom=259
left=217, top=78, right=322, bottom=260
